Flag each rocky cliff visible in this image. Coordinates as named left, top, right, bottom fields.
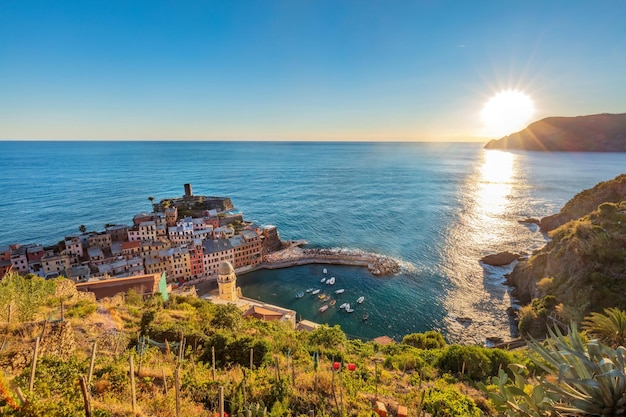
left=506, top=175, right=626, bottom=324
left=484, top=113, right=626, bottom=152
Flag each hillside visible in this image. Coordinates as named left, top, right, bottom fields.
left=484, top=113, right=626, bottom=151
left=506, top=175, right=626, bottom=329
left=3, top=273, right=626, bottom=415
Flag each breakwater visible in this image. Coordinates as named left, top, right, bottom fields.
left=262, top=246, right=401, bottom=276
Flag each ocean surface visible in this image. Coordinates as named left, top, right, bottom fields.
left=2, top=141, right=625, bottom=344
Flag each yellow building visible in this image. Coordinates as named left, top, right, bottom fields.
left=217, top=260, right=241, bottom=301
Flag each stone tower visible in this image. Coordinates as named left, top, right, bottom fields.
left=217, top=261, right=241, bottom=301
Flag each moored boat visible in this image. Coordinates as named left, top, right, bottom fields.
left=319, top=305, right=329, bottom=313
left=321, top=277, right=326, bottom=283
left=362, top=312, right=369, bottom=320
left=339, top=303, right=348, bottom=309
left=295, top=292, right=304, bottom=299
left=326, top=277, right=336, bottom=285
left=335, top=289, right=345, bottom=294
left=356, top=296, right=365, bottom=304
left=323, top=268, right=327, bottom=274
left=346, top=308, right=354, bottom=313
left=330, top=299, right=336, bottom=306
left=312, top=289, right=320, bottom=295
left=305, top=288, right=314, bottom=293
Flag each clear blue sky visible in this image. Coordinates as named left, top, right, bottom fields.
left=1, top=1, right=625, bottom=141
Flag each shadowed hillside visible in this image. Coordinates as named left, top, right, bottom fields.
left=484, top=113, right=626, bottom=151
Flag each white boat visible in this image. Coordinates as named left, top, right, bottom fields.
left=343, top=303, right=350, bottom=311
left=321, top=277, right=326, bottom=283
left=312, top=289, right=320, bottom=295
left=323, top=268, right=327, bottom=274
left=339, top=303, right=348, bottom=309
left=356, top=296, right=365, bottom=304
left=326, top=277, right=335, bottom=285
left=346, top=308, right=355, bottom=313
left=319, top=305, right=329, bottom=313
left=305, top=288, right=314, bottom=292
left=335, top=289, right=345, bottom=294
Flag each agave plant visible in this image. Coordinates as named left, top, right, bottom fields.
left=530, top=323, right=626, bottom=416
left=583, top=307, right=626, bottom=349
left=481, top=323, right=626, bottom=416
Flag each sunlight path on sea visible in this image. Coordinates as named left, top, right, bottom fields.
left=440, top=150, right=522, bottom=343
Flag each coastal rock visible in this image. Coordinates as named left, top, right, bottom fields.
left=518, top=218, right=540, bottom=225
left=480, top=251, right=520, bottom=266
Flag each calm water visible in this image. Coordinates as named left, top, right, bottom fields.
left=1, top=141, right=625, bottom=343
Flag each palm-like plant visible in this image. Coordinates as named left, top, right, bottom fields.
left=583, top=307, right=626, bottom=348
left=481, top=323, right=626, bottom=416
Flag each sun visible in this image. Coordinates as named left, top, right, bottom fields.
left=481, top=90, right=535, bottom=138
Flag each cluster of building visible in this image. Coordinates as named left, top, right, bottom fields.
left=0, top=184, right=282, bottom=284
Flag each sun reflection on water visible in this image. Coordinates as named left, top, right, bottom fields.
left=442, top=150, right=519, bottom=343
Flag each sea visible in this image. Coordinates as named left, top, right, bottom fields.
left=1, top=141, right=625, bottom=344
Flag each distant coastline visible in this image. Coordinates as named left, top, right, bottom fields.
left=484, top=113, right=626, bottom=152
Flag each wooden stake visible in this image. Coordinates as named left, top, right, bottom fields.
left=212, top=346, right=216, bottom=380
left=60, top=300, right=65, bottom=321
left=29, top=337, right=40, bottom=393
left=165, top=339, right=171, bottom=358
left=219, top=386, right=224, bottom=417
left=79, top=375, right=92, bottom=417
left=249, top=348, right=254, bottom=369
left=7, top=304, right=12, bottom=323
left=88, top=341, right=97, bottom=384
left=461, top=361, right=466, bottom=377
left=175, top=366, right=181, bottom=417
left=309, top=410, right=314, bottom=417
left=162, top=367, right=168, bottom=394
left=15, top=387, right=26, bottom=405
left=129, top=356, right=137, bottom=413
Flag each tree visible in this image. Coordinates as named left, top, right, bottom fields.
left=583, top=307, right=626, bottom=348
left=78, top=224, right=87, bottom=234
left=148, top=196, right=155, bottom=211
left=210, top=303, right=243, bottom=330
left=308, top=324, right=346, bottom=349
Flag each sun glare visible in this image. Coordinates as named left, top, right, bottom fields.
left=481, top=90, right=534, bottom=138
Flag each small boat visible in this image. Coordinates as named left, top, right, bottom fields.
left=330, top=299, right=336, bottom=306
left=305, top=288, right=314, bottom=293
left=346, top=308, right=355, bottom=313
left=311, top=289, right=320, bottom=295
left=319, top=294, right=329, bottom=300
left=295, top=292, right=304, bottom=299
left=326, top=277, right=336, bottom=285
left=339, top=303, right=348, bottom=309
left=362, top=312, right=369, bottom=320
left=356, top=296, right=365, bottom=304
left=323, top=268, right=327, bottom=274
left=335, top=289, right=345, bottom=294
left=321, top=277, right=326, bottom=283
left=319, top=305, right=329, bottom=313
left=343, top=303, right=351, bottom=311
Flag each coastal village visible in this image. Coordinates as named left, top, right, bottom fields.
left=0, top=184, right=400, bottom=333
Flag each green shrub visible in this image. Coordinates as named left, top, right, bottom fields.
left=436, top=345, right=492, bottom=380
left=66, top=298, right=97, bottom=318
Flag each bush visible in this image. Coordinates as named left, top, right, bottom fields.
left=436, top=345, right=492, bottom=380
left=402, top=331, right=447, bottom=349
left=66, top=298, right=97, bottom=318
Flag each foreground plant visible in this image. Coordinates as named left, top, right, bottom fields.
left=481, top=323, right=626, bottom=416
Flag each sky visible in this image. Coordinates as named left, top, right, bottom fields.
left=1, top=1, right=625, bottom=141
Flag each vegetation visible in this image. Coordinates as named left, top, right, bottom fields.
left=3, top=272, right=626, bottom=416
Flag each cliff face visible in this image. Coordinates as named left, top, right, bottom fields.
left=484, top=113, right=626, bottom=152
left=540, top=174, right=626, bottom=232
left=507, top=176, right=626, bottom=320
